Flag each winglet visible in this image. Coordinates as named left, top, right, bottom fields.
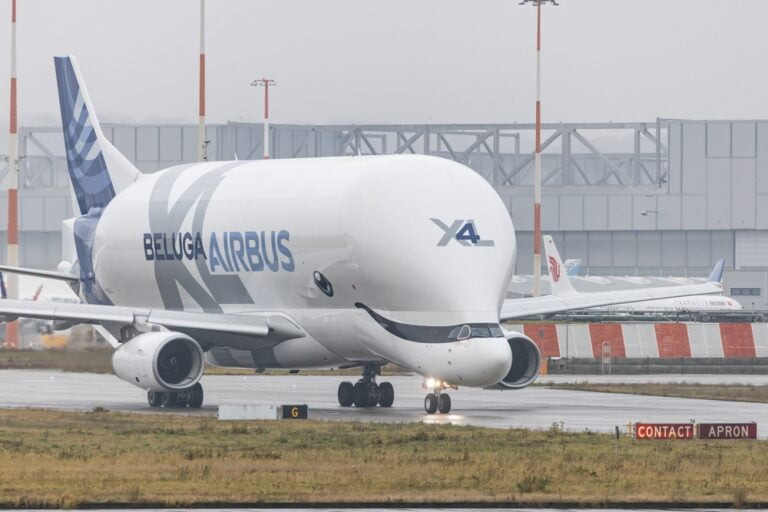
left=707, top=259, right=725, bottom=283
left=543, top=235, right=578, bottom=295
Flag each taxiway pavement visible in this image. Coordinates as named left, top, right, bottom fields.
left=0, top=370, right=766, bottom=436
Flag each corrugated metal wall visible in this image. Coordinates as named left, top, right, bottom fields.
left=5, top=119, right=768, bottom=307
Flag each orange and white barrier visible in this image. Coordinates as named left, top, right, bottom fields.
left=506, top=322, right=768, bottom=359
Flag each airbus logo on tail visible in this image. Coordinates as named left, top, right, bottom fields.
left=431, top=219, right=495, bottom=247
left=548, top=256, right=560, bottom=283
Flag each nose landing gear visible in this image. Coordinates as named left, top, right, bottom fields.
left=423, top=379, right=453, bottom=414
left=337, top=364, right=394, bottom=408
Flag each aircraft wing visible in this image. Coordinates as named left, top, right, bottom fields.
left=0, top=264, right=79, bottom=282
left=501, top=258, right=725, bottom=321
left=0, top=299, right=305, bottom=348
left=500, top=280, right=723, bottom=321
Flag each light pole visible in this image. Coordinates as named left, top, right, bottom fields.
left=520, top=0, right=558, bottom=297
left=250, top=79, right=277, bottom=159
left=198, top=0, right=206, bottom=162
left=6, top=0, right=18, bottom=349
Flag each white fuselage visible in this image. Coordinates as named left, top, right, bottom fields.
left=91, top=155, right=516, bottom=387
left=594, top=294, right=742, bottom=313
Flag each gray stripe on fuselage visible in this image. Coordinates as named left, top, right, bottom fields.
left=251, top=348, right=281, bottom=368
left=149, top=161, right=254, bottom=312
left=207, top=347, right=281, bottom=369
left=208, top=347, right=238, bottom=367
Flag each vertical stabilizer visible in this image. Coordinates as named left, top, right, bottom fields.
left=563, top=259, right=582, bottom=276
left=543, top=235, right=578, bottom=296
left=54, top=56, right=141, bottom=215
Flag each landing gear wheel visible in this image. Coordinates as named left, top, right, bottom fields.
left=147, top=390, right=162, bottom=408
left=424, top=393, right=438, bottom=414
left=437, top=393, right=451, bottom=414
left=162, top=391, right=178, bottom=408
left=378, top=382, right=394, bottom=408
left=367, top=382, right=380, bottom=407
left=353, top=381, right=379, bottom=407
left=346, top=364, right=388, bottom=407
left=353, top=382, right=368, bottom=407
left=176, top=388, right=192, bottom=407
left=188, top=383, right=204, bottom=409
left=338, top=381, right=354, bottom=407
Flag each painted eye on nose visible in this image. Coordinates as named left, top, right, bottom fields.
left=313, top=271, right=334, bottom=297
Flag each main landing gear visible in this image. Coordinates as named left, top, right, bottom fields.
left=147, top=382, right=204, bottom=409
left=423, top=378, right=452, bottom=414
left=337, top=364, right=394, bottom=408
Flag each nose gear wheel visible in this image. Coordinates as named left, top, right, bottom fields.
left=423, top=379, right=452, bottom=414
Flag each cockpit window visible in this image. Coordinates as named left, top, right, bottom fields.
left=355, top=303, right=504, bottom=344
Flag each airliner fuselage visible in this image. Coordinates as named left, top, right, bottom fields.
left=93, top=155, right=517, bottom=387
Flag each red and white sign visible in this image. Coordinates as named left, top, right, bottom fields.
left=635, top=423, right=695, bottom=440
left=698, top=423, right=757, bottom=440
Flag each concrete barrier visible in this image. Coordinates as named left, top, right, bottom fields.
left=218, top=404, right=278, bottom=420
left=548, top=356, right=768, bottom=375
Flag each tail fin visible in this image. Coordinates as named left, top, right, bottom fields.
left=543, top=235, right=578, bottom=295
left=54, top=56, right=141, bottom=216
left=563, top=259, right=581, bottom=276
left=707, top=259, right=725, bottom=283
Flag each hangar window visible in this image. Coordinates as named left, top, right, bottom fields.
left=731, top=287, right=761, bottom=296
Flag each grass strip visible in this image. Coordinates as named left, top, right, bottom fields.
left=0, top=348, right=113, bottom=374
left=0, top=408, right=763, bottom=507
left=546, top=382, right=768, bottom=404
left=0, top=349, right=410, bottom=376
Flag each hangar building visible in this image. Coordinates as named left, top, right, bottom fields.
left=3, top=118, right=767, bottom=308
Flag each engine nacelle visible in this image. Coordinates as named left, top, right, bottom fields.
left=486, top=330, right=541, bottom=390
left=112, top=331, right=204, bottom=391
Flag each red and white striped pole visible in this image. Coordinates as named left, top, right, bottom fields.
left=198, top=0, right=206, bottom=161
left=532, top=1, right=542, bottom=297
left=250, top=79, right=276, bottom=159
left=263, top=81, right=270, bottom=159
left=6, top=0, right=19, bottom=348
left=523, top=0, right=557, bottom=296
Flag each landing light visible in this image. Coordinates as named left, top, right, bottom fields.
left=424, top=378, right=445, bottom=390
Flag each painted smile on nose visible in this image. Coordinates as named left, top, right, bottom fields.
left=355, top=303, right=504, bottom=343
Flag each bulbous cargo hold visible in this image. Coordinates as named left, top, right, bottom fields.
left=112, top=331, right=204, bottom=391
left=94, top=154, right=519, bottom=404
left=92, top=154, right=516, bottom=323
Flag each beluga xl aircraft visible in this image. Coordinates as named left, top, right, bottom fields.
left=0, top=57, right=724, bottom=414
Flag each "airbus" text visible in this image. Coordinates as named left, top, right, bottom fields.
left=143, top=230, right=295, bottom=273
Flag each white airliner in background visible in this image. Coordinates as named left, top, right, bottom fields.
left=0, top=57, right=724, bottom=414
left=0, top=272, right=78, bottom=303
left=563, top=259, right=581, bottom=276
left=542, top=236, right=740, bottom=314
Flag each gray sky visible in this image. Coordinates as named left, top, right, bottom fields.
left=0, top=0, right=767, bottom=132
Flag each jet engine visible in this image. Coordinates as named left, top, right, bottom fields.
left=487, top=331, right=541, bottom=390
left=112, top=331, right=204, bottom=392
